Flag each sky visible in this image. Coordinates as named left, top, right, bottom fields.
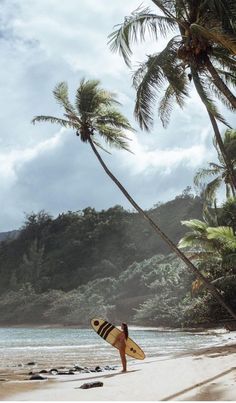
left=0, top=0, right=235, bottom=231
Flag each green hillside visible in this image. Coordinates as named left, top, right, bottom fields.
left=0, top=192, right=203, bottom=295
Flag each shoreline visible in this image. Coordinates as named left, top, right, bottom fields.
left=1, top=342, right=236, bottom=401
left=0, top=323, right=231, bottom=332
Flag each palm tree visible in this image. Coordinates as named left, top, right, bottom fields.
left=179, top=211, right=236, bottom=284
left=32, top=78, right=236, bottom=320
left=179, top=218, right=236, bottom=257
left=109, top=0, right=236, bottom=187
left=194, top=129, right=236, bottom=202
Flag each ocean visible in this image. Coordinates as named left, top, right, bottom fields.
left=0, top=326, right=234, bottom=371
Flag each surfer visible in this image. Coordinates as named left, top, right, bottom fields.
left=113, top=322, right=128, bottom=372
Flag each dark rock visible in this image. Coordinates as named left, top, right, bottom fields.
left=74, top=365, right=84, bottom=371
left=80, top=381, right=103, bottom=389
left=39, top=370, right=48, bottom=374
left=104, top=365, right=117, bottom=371
left=27, top=362, right=36, bottom=366
left=28, top=371, right=34, bottom=375
left=58, top=371, right=74, bottom=375
left=30, top=374, right=47, bottom=380
left=95, top=366, right=102, bottom=372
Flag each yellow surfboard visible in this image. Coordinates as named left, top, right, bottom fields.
left=91, top=318, right=145, bottom=360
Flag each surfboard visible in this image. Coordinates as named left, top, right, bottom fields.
left=91, top=318, right=145, bottom=360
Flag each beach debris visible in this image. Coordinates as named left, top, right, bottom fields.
left=29, top=374, right=47, bottom=381
left=79, top=381, right=103, bottom=389
left=49, top=368, right=58, bottom=375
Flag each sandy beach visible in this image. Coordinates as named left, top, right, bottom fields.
left=1, top=343, right=236, bottom=401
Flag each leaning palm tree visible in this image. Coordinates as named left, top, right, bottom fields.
left=109, top=0, right=236, bottom=188
left=32, top=78, right=236, bottom=320
left=195, top=129, right=236, bottom=202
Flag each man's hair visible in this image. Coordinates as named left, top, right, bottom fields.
left=122, top=322, right=128, bottom=339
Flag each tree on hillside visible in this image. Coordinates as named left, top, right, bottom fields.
left=109, top=0, right=236, bottom=188
left=32, top=78, right=236, bottom=320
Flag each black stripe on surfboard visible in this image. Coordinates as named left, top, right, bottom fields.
left=97, top=321, right=108, bottom=335
left=104, top=325, right=115, bottom=340
left=100, top=323, right=112, bottom=338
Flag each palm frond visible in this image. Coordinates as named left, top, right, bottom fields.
left=53, top=82, right=79, bottom=124
left=158, top=73, right=187, bottom=127
left=216, top=70, right=236, bottom=88
left=204, top=176, right=223, bottom=203
left=178, top=234, right=202, bottom=249
left=190, top=24, right=236, bottom=54
left=151, top=0, right=178, bottom=20
left=207, top=78, right=235, bottom=111
left=158, top=84, right=175, bottom=127
left=194, top=167, right=221, bottom=187
left=178, top=233, right=216, bottom=251
left=108, top=5, right=177, bottom=67
left=207, top=226, right=236, bottom=250
left=209, top=162, right=224, bottom=170
left=191, top=68, right=230, bottom=127
left=181, top=219, right=208, bottom=232
left=95, top=125, right=131, bottom=152
left=133, top=36, right=187, bottom=130
left=202, top=205, right=219, bottom=227
left=133, top=54, right=165, bottom=130
left=32, top=115, right=76, bottom=129
left=95, top=109, right=135, bottom=132
left=211, top=47, right=236, bottom=72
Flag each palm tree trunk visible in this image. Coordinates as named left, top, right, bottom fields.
left=205, top=57, right=236, bottom=109
left=88, top=136, right=236, bottom=321
left=191, top=67, right=236, bottom=191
